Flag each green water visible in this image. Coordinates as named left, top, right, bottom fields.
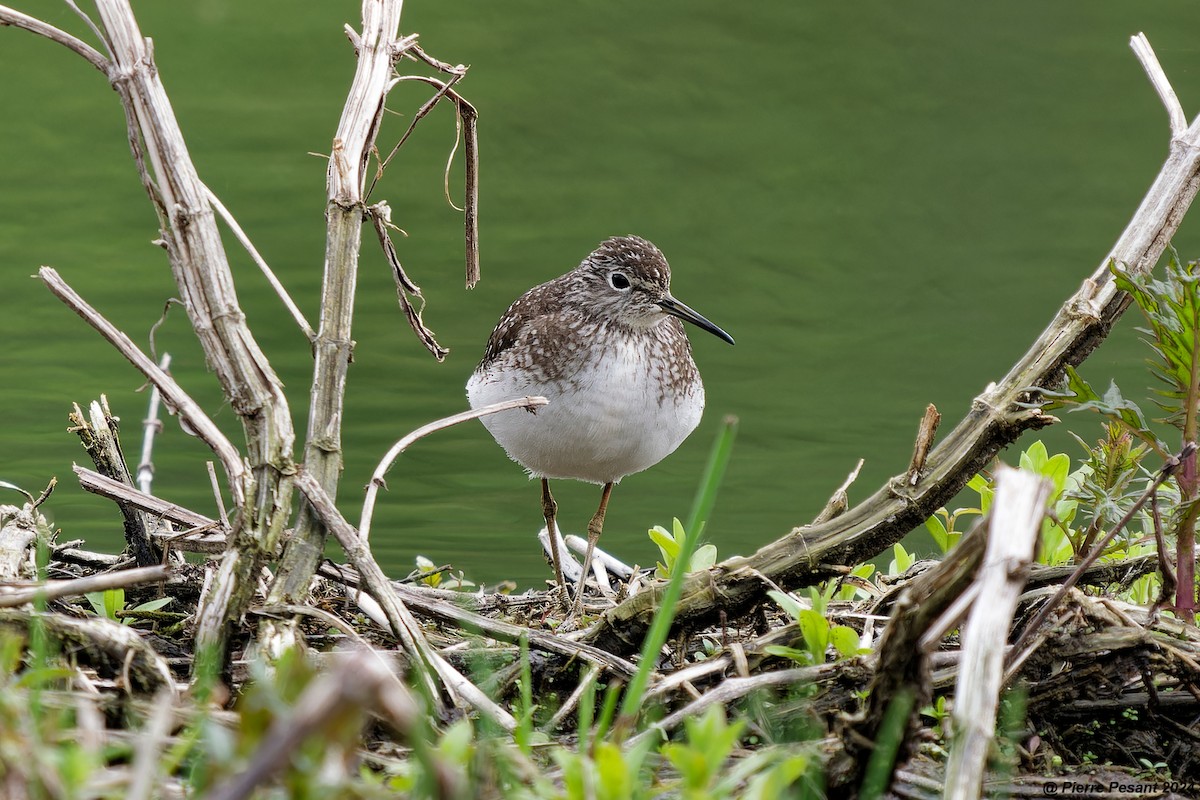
left=4, top=1, right=1200, bottom=587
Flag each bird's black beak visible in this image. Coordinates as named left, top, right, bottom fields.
left=659, top=295, right=735, bottom=345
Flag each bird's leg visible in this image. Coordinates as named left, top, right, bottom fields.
left=540, top=478, right=567, bottom=598
left=574, top=482, right=614, bottom=613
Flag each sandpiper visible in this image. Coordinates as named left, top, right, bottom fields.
left=467, top=235, right=734, bottom=610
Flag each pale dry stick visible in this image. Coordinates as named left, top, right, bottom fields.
left=538, top=526, right=585, bottom=583
left=1132, top=32, right=1187, bottom=136
left=315, top=565, right=639, bottom=676
left=40, top=267, right=246, bottom=506
left=627, top=663, right=840, bottom=750
left=359, top=395, right=548, bottom=540
left=136, top=353, right=170, bottom=495
left=563, top=533, right=635, bottom=579
left=547, top=663, right=603, bottom=731
left=272, top=0, right=405, bottom=609
left=295, top=470, right=518, bottom=731
left=205, top=462, right=229, bottom=528
left=563, top=535, right=615, bottom=597
left=252, top=603, right=366, bottom=642
left=126, top=688, right=177, bottom=800
left=75, top=466, right=217, bottom=531
left=943, top=467, right=1051, bottom=800
left=0, top=5, right=108, bottom=71
left=206, top=649, right=432, bottom=800
left=0, top=565, right=170, bottom=608
left=203, top=186, right=316, bottom=342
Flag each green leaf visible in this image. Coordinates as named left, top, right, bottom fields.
left=925, top=514, right=949, bottom=552
left=797, top=609, right=830, bottom=662
left=648, top=525, right=679, bottom=560
left=130, top=597, right=173, bottom=614
left=967, top=473, right=994, bottom=515
left=830, top=625, right=863, bottom=658
left=763, top=644, right=814, bottom=665
left=688, top=544, right=718, bottom=572
left=1019, top=440, right=1049, bottom=473
left=85, top=588, right=124, bottom=621
left=767, top=589, right=806, bottom=623
left=891, top=542, right=914, bottom=574
left=415, top=555, right=441, bottom=587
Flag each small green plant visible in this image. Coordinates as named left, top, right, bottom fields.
left=919, top=695, right=950, bottom=741
left=649, top=518, right=718, bottom=579
left=411, top=555, right=475, bottom=590
left=1050, top=253, right=1200, bottom=621
left=925, top=473, right=991, bottom=554
left=886, top=542, right=915, bottom=576
left=764, top=590, right=865, bottom=665
left=84, top=588, right=174, bottom=626
left=662, top=705, right=746, bottom=798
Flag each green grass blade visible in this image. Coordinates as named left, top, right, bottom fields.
left=612, top=417, right=738, bottom=741
left=685, top=415, right=739, bottom=536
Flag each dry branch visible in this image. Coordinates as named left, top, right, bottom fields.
left=0, top=565, right=169, bottom=609
left=294, top=469, right=518, bottom=732
left=584, top=35, right=1200, bottom=657
left=0, top=608, right=173, bottom=691
left=272, top=0, right=406, bottom=608
left=84, top=0, right=297, bottom=662
left=17, top=0, right=300, bottom=663
left=943, top=467, right=1050, bottom=799
left=40, top=269, right=244, bottom=499
left=70, top=397, right=162, bottom=567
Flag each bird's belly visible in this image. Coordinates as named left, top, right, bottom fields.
left=467, top=356, right=704, bottom=484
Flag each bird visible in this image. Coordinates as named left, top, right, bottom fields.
left=467, top=235, right=734, bottom=611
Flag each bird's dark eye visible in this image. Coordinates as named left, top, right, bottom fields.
left=609, top=272, right=631, bottom=290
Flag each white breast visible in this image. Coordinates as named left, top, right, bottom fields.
left=467, top=336, right=704, bottom=484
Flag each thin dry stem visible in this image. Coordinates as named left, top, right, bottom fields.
left=40, top=267, right=245, bottom=504
left=204, top=186, right=316, bottom=342
left=359, top=395, right=548, bottom=540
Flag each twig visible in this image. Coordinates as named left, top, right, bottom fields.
left=70, top=397, right=162, bottom=567
left=74, top=466, right=217, bottom=531
left=380, top=74, right=480, bottom=287
left=206, top=461, right=228, bottom=528
left=206, top=648, right=431, bottom=800
left=626, top=664, right=836, bottom=749
left=367, top=202, right=449, bottom=360
left=906, top=404, right=941, bottom=486
left=1130, top=33, right=1187, bottom=137
left=812, top=458, right=865, bottom=524
left=203, top=186, right=316, bottom=342
left=136, top=353, right=170, bottom=495
left=944, top=467, right=1051, bottom=800
left=0, top=565, right=170, bottom=608
left=41, top=267, right=246, bottom=505
left=295, top=470, right=517, bottom=731
left=0, top=5, right=109, bottom=72
left=359, top=396, right=548, bottom=540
